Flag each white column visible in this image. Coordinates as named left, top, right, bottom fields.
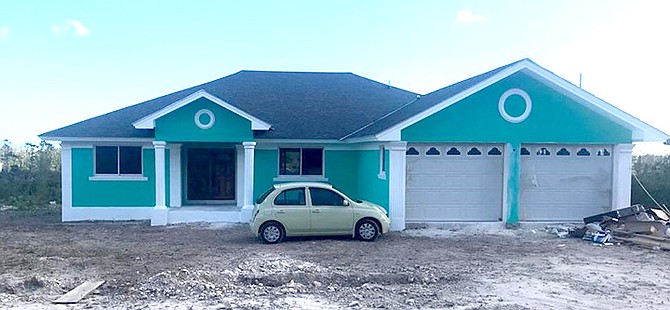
left=235, top=145, right=245, bottom=207
left=388, top=142, right=407, bottom=231
left=612, top=144, right=634, bottom=210
left=240, top=141, right=256, bottom=222
left=169, top=144, right=182, bottom=208
left=60, top=144, right=73, bottom=221
left=152, top=141, right=168, bottom=226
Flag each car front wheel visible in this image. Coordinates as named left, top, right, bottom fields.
left=259, top=222, right=284, bottom=244
left=356, top=219, right=380, bottom=241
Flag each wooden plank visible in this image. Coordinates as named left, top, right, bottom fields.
left=53, top=280, right=105, bottom=304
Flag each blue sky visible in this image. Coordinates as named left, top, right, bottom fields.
left=1, top=1, right=668, bottom=154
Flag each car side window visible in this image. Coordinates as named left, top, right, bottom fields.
left=309, top=188, right=347, bottom=206
left=274, top=188, right=306, bottom=206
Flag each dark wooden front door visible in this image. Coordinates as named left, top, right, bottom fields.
left=187, top=148, right=235, bottom=201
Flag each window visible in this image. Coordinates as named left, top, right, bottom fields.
left=426, top=147, right=440, bottom=155
left=467, top=147, right=482, bottom=156
left=536, top=147, right=551, bottom=156
left=488, top=147, right=502, bottom=156
left=577, top=148, right=591, bottom=156
left=406, top=147, right=419, bottom=155
left=520, top=147, right=530, bottom=156
left=279, top=148, right=323, bottom=176
left=274, top=188, right=306, bottom=206
left=597, top=148, right=611, bottom=156
left=446, top=147, right=461, bottom=155
left=557, top=148, right=570, bottom=156
left=95, top=146, right=142, bottom=175
left=256, top=187, right=275, bottom=204
left=378, top=146, right=386, bottom=179
left=309, top=188, right=347, bottom=206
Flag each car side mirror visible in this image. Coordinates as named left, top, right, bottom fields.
left=343, top=200, right=349, bottom=206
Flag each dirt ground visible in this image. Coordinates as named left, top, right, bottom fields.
left=1, top=210, right=669, bottom=310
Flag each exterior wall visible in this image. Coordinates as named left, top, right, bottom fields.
left=253, top=149, right=278, bottom=201
left=401, top=72, right=633, bottom=144
left=324, top=150, right=359, bottom=200
left=71, top=147, right=156, bottom=207
left=155, top=97, right=253, bottom=142
left=354, top=149, right=389, bottom=211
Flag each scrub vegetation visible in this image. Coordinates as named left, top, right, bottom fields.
left=0, top=140, right=61, bottom=210
left=632, top=155, right=670, bottom=207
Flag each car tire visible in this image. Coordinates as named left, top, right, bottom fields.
left=356, top=219, right=380, bottom=241
left=259, top=222, right=284, bottom=244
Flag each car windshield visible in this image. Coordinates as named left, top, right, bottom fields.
left=332, top=186, right=363, bottom=203
left=256, top=187, right=275, bottom=204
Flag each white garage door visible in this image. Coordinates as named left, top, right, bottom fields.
left=406, top=144, right=503, bottom=222
left=520, top=144, right=613, bottom=221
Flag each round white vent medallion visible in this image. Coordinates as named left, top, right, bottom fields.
left=498, top=88, right=532, bottom=123
left=194, top=109, right=215, bottom=129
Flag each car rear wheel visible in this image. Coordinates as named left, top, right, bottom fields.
left=259, top=222, right=284, bottom=244
left=356, top=219, right=380, bottom=241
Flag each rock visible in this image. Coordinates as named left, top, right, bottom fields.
left=348, top=301, right=360, bottom=307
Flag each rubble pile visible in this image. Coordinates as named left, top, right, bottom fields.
left=548, top=204, right=670, bottom=250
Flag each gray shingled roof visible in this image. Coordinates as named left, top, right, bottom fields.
left=346, top=59, right=527, bottom=139
left=40, top=71, right=419, bottom=140
left=40, top=59, right=528, bottom=141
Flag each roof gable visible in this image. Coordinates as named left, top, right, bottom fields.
left=364, top=59, right=668, bottom=143
left=133, top=90, right=271, bottom=131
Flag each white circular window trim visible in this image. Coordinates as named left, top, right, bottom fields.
left=194, top=109, right=215, bottom=129
left=498, top=88, right=532, bottom=123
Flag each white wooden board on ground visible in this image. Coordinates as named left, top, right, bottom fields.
left=52, top=280, right=105, bottom=304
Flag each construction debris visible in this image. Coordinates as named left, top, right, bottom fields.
left=582, top=204, right=670, bottom=250
left=53, top=280, right=105, bottom=304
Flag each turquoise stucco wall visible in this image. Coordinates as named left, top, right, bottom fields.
left=324, top=150, right=358, bottom=199
left=354, top=149, right=389, bottom=211
left=155, top=97, right=253, bottom=143
left=254, top=149, right=278, bottom=201
left=72, top=148, right=156, bottom=207
left=401, top=72, right=633, bottom=144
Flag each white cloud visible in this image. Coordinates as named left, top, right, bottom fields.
left=51, top=20, right=91, bottom=36
left=455, top=9, right=486, bottom=23
left=0, top=26, right=9, bottom=39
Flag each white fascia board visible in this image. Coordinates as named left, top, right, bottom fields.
left=132, top=89, right=272, bottom=131
left=374, top=59, right=668, bottom=142
left=40, top=136, right=154, bottom=143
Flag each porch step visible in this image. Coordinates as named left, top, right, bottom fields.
left=168, top=207, right=242, bottom=224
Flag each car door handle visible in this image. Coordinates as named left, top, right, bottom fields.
left=312, top=209, right=320, bottom=213
left=276, top=210, right=286, bottom=214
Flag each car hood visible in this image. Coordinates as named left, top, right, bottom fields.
left=358, top=200, right=388, bottom=215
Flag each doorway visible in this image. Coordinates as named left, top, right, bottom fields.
left=186, top=148, right=236, bottom=202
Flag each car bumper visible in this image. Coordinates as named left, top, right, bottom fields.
left=380, top=215, right=391, bottom=234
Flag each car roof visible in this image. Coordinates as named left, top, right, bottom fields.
left=272, top=182, right=333, bottom=189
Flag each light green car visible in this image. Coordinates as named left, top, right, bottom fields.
left=250, top=182, right=391, bottom=244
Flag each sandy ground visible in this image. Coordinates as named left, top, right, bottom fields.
left=1, top=210, right=669, bottom=310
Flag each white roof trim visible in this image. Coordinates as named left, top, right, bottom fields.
left=132, top=89, right=272, bottom=131
left=375, top=59, right=668, bottom=142
left=39, top=136, right=154, bottom=143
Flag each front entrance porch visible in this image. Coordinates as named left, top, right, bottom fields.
left=151, top=141, right=256, bottom=226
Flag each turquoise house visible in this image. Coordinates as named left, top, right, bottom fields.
left=40, top=59, right=668, bottom=229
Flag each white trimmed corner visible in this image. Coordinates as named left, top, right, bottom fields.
left=387, top=141, right=407, bottom=231
left=612, top=144, right=634, bottom=210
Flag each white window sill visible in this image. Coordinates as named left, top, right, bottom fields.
left=377, top=172, right=387, bottom=180
left=89, top=175, right=148, bottom=181
left=273, top=175, right=329, bottom=182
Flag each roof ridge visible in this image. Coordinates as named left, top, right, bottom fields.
left=238, top=70, right=353, bottom=74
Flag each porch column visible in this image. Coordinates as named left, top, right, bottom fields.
left=503, top=142, right=521, bottom=227
left=60, top=144, right=73, bottom=221
left=612, top=144, right=634, bottom=210
left=235, top=145, right=244, bottom=207
left=152, top=141, right=168, bottom=226
left=388, top=142, right=407, bottom=231
left=240, top=141, right=256, bottom=222
left=169, top=144, right=182, bottom=208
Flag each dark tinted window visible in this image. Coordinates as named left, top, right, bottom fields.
left=446, top=147, right=461, bottom=155
left=467, top=147, right=481, bottom=155
left=521, top=147, right=530, bottom=155
left=256, top=187, right=275, bottom=204
left=119, top=147, right=142, bottom=174
left=309, top=188, right=346, bottom=206
left=95, top=146, right=118, bottom=174
left=488, top=147, right=502, bottom=155
left=406, top=147, right=419, bottom=155
left=279, top=148, right=300, bottom=175
left=274, top=188, right=306, bottom=206
left=302, top=148, right=323, bottom=175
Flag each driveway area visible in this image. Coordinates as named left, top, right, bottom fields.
left=1, top=210, right=669, bottom=309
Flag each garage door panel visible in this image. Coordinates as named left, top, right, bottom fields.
left=406, top=144, right=503, bottom=222
left=520, top=144, right=613, bottom=221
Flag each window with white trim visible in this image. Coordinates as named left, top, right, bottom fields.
left=378, top=146, right=386, bottom=179
left=95, top=146, right=142, bottom=175
left=279, top=148, right=323, bottom=176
